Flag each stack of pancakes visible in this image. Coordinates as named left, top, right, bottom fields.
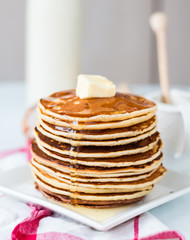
left=30, top=90, right=166, bottom=208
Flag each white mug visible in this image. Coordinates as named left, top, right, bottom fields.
left=146, top=90, right=190, bottom=158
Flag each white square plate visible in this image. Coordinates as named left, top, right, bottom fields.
left=0, top=165, right=190, bottom=231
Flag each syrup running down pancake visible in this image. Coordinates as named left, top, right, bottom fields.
left=30, top=87, right=166, bottom=208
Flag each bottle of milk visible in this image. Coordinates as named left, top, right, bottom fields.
left=25, top=0, right=81, bottom=106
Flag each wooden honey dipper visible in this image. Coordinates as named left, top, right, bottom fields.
left=150, top=12, right=171, bottom=104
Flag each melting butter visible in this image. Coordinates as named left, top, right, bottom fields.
left=76, top=74, right=116, bottom=99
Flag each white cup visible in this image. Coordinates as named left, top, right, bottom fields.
left=146, top=90, right=190, bottom=158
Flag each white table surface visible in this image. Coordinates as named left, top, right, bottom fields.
left=0, top=81, right=190, bottom=238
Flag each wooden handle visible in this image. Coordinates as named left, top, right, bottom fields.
left=150, top=12, right=171, bottom=104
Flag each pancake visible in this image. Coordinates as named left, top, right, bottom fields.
left=31, top=140, right=163, bottom=168
left=32, top=153, right=163, bottom=177
left=31, top=158, right=158, bottom=183
left=32, top=165, right=166, bottom=197
left=35, top=129, right=160, bottom=158
left=38, top=110, right=156, bottom=130
left=33, top=166, right=165, bottom=196
left=39, top=116, right=157, bottom=140
left=30, top=88, right=166, bottom=208
left=36, top=183, right=149, bottom=208
left=39, top=90, right=157, bottom=122
left=36, top=124, right=157, bottom=147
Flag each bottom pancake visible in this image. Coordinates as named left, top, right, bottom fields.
left=35, top=182, right=147, bottom=208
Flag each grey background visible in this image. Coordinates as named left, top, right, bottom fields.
left=0, top=0, right=190, bottom=85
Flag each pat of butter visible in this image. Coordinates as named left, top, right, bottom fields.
left=76, top=74, right=116, bottom=99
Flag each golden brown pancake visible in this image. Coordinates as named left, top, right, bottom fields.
left=39, top=90, right=156, bottom=121
left=36, top=124, right=157, bottom=147
left=31, top=164, right=166, bottom=193
left=36, top=183, right=146, bottom=208
left=34, top=128, right=160, bottom=158
left=31, top=158, right=158, bottom=183
left=31, top=140, right=163, bottom=168
left=39, top=116, right=157, bottom=140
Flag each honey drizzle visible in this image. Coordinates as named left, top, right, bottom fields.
left=69, top=124, right=78, bottom=206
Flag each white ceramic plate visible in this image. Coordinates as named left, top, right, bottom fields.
left=0, top=165, right=190, bottom=231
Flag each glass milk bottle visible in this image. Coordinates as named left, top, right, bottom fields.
left=25, top=0, right=81, bottom=106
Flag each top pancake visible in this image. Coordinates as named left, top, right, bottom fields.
left=39, top=90, right=157, bottom=122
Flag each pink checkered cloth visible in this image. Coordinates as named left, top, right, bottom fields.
left=0, top=195, right=184, bottom=240
left=0, top=145, right=185, bottom=240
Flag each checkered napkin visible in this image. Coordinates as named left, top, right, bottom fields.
left=0, top=149, right=184, bottom=240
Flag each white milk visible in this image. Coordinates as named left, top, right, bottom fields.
left=25, top=0, right=81, bottom=106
